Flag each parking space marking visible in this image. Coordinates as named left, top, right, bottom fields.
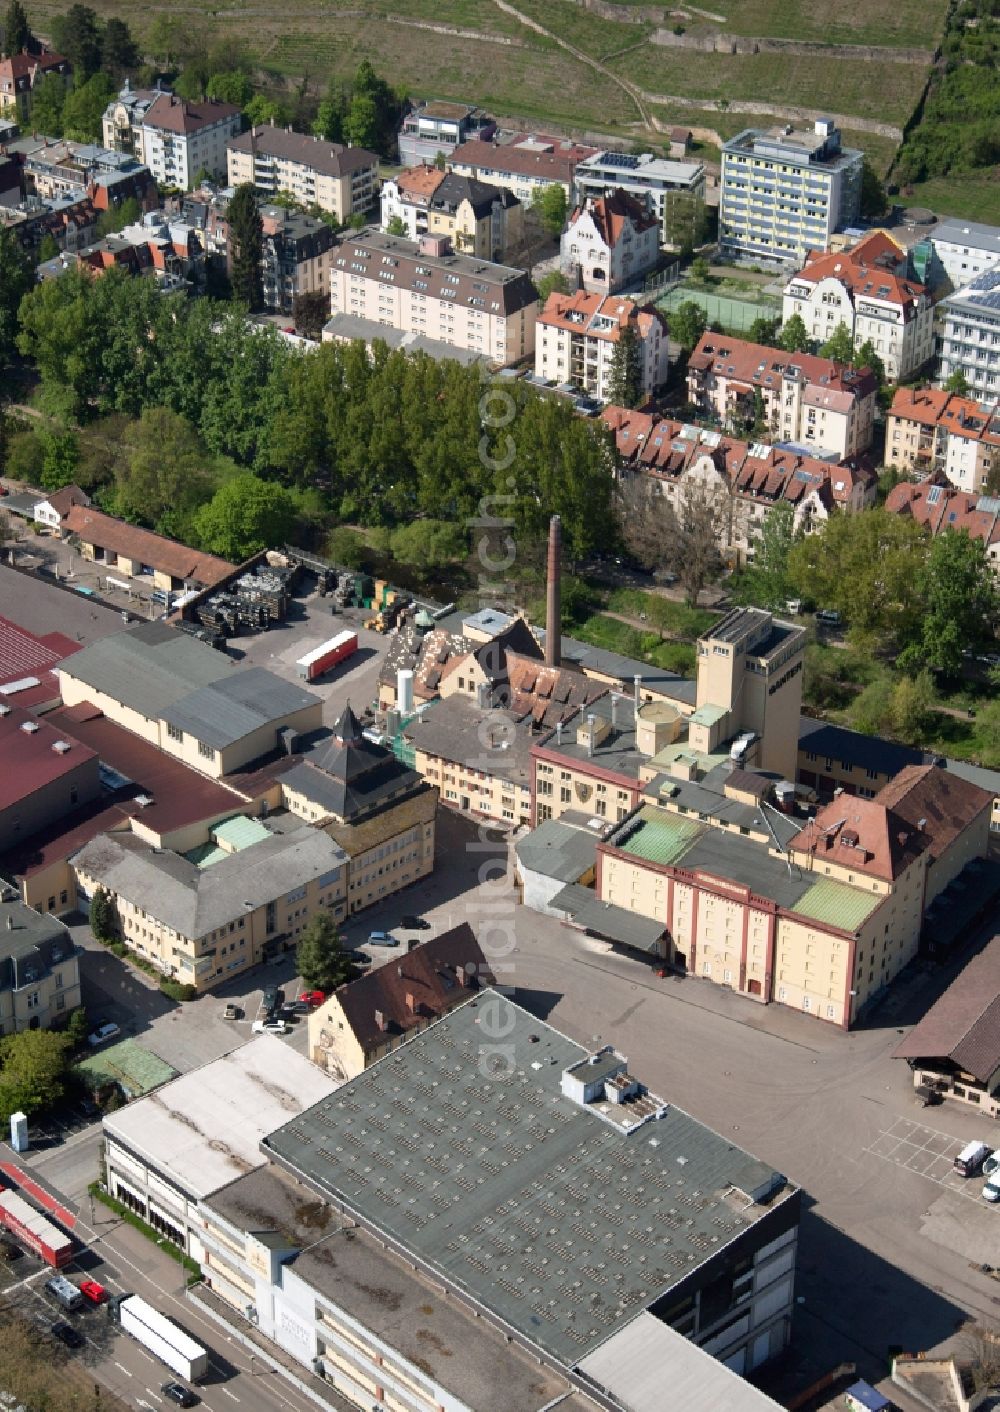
left=221, top=1389, right=240, bottom=1402
left=114, top=1361, right=133, bottom=1377
left=863, top=1116, right=988, bottom=1201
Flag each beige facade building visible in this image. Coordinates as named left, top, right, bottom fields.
left=62, top=505, right=234, bottom=595
left=781, top=230, right=933, bottom=382
left=329, top=230, right=538, bottom=365
left=227, top=126, right=378, bottom=220
left=885, top=386, right=1000, bottom=494
left=560, top=191, right=661, bottom=296
left=0, top=48, right=70, bottom=122
left=686, top=333, right=876, bottom=459
left=308, top=923, right=492, bottom=1079
left=536, top=290, right=669, bottom=401
left=382, top=169, right=524, bottom=261
left=449, top=134, right=598, bottom=202
left=0, top=883, right=81, bottom=1036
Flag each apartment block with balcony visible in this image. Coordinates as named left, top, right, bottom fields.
left=140, top=94, right=241, bottom=190
left=561, top=190, right=661, bottom=295
left=781, top=231, right=934, bottom=382
left=720, top=120, right=862, bottom=266
left=573, top=149, right=705, bottom=233
left=886, top=386, right=1000, bottom=493
left=0, top=882, right=81, bottom=1036
left=939, top=269, right=1000, bottom=402
left=227, top=126, right=377, bottom=220
left=102, top=82, right=159, bottom=162
left=535, top=289, right=668, bottom=401
left=329, top=229, right=538, bottom=364
left=396, top=100, right=495, bottom=166
left=686, top=332, right=876, bottom=458
left=379, top=163, right=444, bottom=239
left=258, top=204, right=337, bottom=315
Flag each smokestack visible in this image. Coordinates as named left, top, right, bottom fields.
left=586, top=713, right=596, bottom=758
left=633, top=674, right=641, bottom=709
left=611, top=694, right=618, bottom=730
left=545, top=515, right=561, bottom=669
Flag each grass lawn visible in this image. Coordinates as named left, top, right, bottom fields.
left=510, top=0, right=653, bottom=59
left=605, top=587, right=720, bottom=640
left=573, top=611, right=698, bottom=675
left=902, top=173, right=1000, bottom=224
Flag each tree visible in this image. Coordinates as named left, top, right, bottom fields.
left=859, top=157, right=887, bottom=221
left=244, top=94, right=288, bottom=128
left=535, top=270, right=570, bottom=303
left=3, top=0, right=30, bottom=54
left=669, top=299, right=707, bottom=353
left=531, top=183, right=568, bottom=238
left=296, top=912, right=356, bottom=993
left=819, top=321, right=855, bottom=364
left=945, top=369, right=970, bottom=395
left=617, top=474, right=733, bottom=605
left=113, top=407, right=216, bottom=533
left=292, top=290, right=329, bottom=338
left=89, top=888, right=115, bottom=942
left=50, top=4, right=102, bottom=82
left=890, top=670, right=934, bottom=742
left=0, top=223, right=32, bottom=368
left=389, top=519, right=468, bottom=572
left=344, top=91, right=378, bottom=149
left=39, top=426, right=79, bottom=490
left=853, top=338, right=884, bottom=387
left=0, top=1028, right=72, bottom=1122
left=385, top=215, right=408, bottom=238
left=35, top=232, right=60, bottom=263
left=205, top=69, right=252, bottom=107
left=916, top=529, right=998, bottom=676
left=193, top=473, right=297, bottom=561
left=778, top=313, right=811, bottom=353
left=101, top=16, right=139, bottom=79
left=96, top=194, right=141, bottom=237
left=849, top=677, right=894, bottom=736
left=607, top=323, right=643, bottom=408
left=27, top=70, right=65, bottom=134
left=147, top=14, right=184, bottom=68
left=736, top=502, right=797, bottom=609
left=62, top=71, right=115, bottom=141
left=313, top=85, right=346, bottom=142
left=64, top=1006, right=89, bottom=1049
left=227, top=183, right=263, bottom=312
left=663, top=188, right=707, bottom=255
left=748, top=315, right=780, bottom=346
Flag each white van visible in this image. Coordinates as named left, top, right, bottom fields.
left=982, top=1176, right=1000, bottom=1203
left=45, top=1274, right=83, bottom=1311
left=954, top=1140, right=991, bottom=1177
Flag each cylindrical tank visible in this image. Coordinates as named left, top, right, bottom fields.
left=397, top=669, right=415, bottom=715
left=636, top=700, right=681, bottom=757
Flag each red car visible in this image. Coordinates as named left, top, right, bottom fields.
left=298, top=990, right=325, bottom=1008
left=78, top=1279, right=108, bottom=1305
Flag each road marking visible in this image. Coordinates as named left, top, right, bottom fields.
left=863, top=1117, right=984, bottom=1200
left=145, top=1388, right=163, bottom=1403
left=114, top=1361, right=133, bottom=1377
left=221, top=1389, right=240, bottom=1402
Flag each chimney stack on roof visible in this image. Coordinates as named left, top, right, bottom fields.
left=545, top=514, right=561, bottom=669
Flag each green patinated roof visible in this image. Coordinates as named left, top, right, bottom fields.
left=792, top=877, right=882, bottom=932
left=187, top=843, right=228, bottom=869
left=212, top=815, right=272, bottom=851
left=616, top=804, right=703, bottom=866
left=689, top=703, right=728, bottom=726
left=75, top=1039, right=176, bottom=1098
left=648, top=742, right=731, bottom=774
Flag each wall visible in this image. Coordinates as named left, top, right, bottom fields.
left=925, top=805, right=991, bottom=903
left=57, top=671, right=161, bottom=746
left=308, top=993, right=367, bottom=1079
left=0, top=752, right=101, bottom=854
left=0, top=956, right=81, bottom=1037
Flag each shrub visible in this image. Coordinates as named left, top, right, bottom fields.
left=159, top=978, right=197, bottom=1002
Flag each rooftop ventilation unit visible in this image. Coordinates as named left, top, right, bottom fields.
left=52, top=740, right=72, bottom=754
left=20, top=721, right=39, bottom=734
left=134, top=794, right=154, bottom=808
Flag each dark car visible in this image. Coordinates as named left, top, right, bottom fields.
left=399, top=915, right=431, bottom=930
left=161, top=1381, right=198, bottom=1407
left=51, top=1321, right=85, bottom=1349
left=262, top=987, right=284, bottom=1015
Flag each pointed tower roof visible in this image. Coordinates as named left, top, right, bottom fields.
left=334, top=703, right=362, bottom=745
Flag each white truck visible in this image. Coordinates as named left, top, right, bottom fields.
left=111, top=1294, right=209, bottom=1382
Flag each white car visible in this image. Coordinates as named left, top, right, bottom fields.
left=87, top=1022, right=121, bottom=1048
left=252, top=1019, right=288, bottom=1036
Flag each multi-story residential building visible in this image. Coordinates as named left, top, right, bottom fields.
left=929, top=218, right=1000, bottom=290
left=72, top=822, right=349, bottom=989
left=0, top=706, right=100, bottom=854
left=21, top=138, right=155, bottom=208
left=102, top=81, right=160, bottom=162
left=379, top=162, right=444, bottom=238
left=686, top=332, right=877, bottom=458
left=781, top=231, right=934, bottom=381
left=573, top=149, right=705, bottom=236
left=329, top=229, right=538, bottom=364
left=0, top=48, right=70, bottom=122
left=561, top=190, right=661, bottom=295
left=449, top=133, right=598, bottom=202
left=397, top=100, right=495, bottom=167
left=424, top=170, right=523, bottom=261
left=226, top=125, right=377, bottom=220
left=307, top=923, right=492, bottom=1079
left=140, top=94, right=242, bottom=190
left=884, top=478, right=1000, bottom=573
left=604, top=408, right=877, bottom=565
left=720, top=120, right=863, bottom=265
left=257, top=204, right=337, bottom=315
left=536, top=289, right=668, bottom=401
left=939, top=268, right=1000, bottom=401
left=0, top=880, right=81, bottom=1036
left=885, top=386, right=1000, bottom=493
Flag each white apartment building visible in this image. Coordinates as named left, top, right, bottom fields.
left=686, top=333, right=877, bottom=459
left=720, top=120, right=863, bottom=265
left=573, top=150, right=705, bottom=235
left=329, top=230, right=538, bottom=365
left=140, top=94, right=242, bottom=190
left=940, top=269, right=1000, bottom=401
left=782, top=230, right=934, bottom=381
left=227, top=125, right=377, bottom=221
left=561, top=190, right=661, bottom=295
left=380, top=164, right=443, bottom=239
left=930, top=218, right=1000, bottom=290
left=536, top=290, right=668, bottom=402
left=886, top=386, right=1000, bottom=493
left=102, top=81, right=160, bottom=163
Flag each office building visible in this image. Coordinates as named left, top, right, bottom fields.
left=720, top=120, right=863, bottom=264
left=573, top=149, right=705, bottom=232
left=226, top=125, right=377, bottom=220
left=939, top=268, right=1000, bottom=401
left=535, top=289, right=668, bottom=401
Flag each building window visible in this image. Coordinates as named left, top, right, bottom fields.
left=197, top=739, right=214, bottom=759
left=166, top=722, right=184, bottom=743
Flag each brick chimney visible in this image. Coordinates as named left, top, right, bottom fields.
left=545, top=514, right=561, bottom=669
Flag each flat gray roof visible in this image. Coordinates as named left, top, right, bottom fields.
left=58, top=621, right=226, bottom=720
left=323, top=313, right=491, bottom=366
left=538, top=692, right=647, bottom=777
left=933, top=219, right=1000, bottom=256
left=159, top=666, right=319, bottom=749
left=265, top=992, right=794, bottom=1368
left=515, top=818, right=598, bottom=882
left=560, top=636, right=698, bottom=705
left=549, top=883, right=666, bottom=953
left=404, top=696, right=535, bottom=789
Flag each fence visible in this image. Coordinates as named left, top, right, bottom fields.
left=657, top=285, right=781, bottom=333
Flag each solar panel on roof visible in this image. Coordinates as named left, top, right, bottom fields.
left=926, top=485, right=943, bottom=505
left=977, top=496, right=1000, bottom=515
left=601, top=151, right=640, bottom=170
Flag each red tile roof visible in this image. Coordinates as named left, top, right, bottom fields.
left=450, top=137, right=595, bottom=184
left=0, top=614, right=81, bottom=711
left=789, top=795, right=928, bottom=882
left=539, top=290, right=666, bottom=343
left=884, top=479, right=1000, bottom=548
left=875, top=763, right=993, bottom=863
left=688, top=332, right=877, bottom=403
left=396, top=164, right=446, bottom=201
left=0, top=48, right=68, bottom=91
left=0, top=706, right=97, bottom=813
left=889, top=387, right=1000, bottom=447
left=568, top=190, right=658, bottom=247
left=63, top=506, right=235, bottom=587
left=791, top=230, right=927, bottom=312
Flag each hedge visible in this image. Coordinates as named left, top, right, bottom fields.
left=89, top=1183, right=202, bottom=1285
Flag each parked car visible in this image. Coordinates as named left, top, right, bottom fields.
left=367, top=931, right=399, bottom=947
left=954, top=1140, right=991, bottom=1177
left=51, top=1321, right=85, bottom=1349
left=87, top=1022, right=121, bottom=1048
left=784, top=598, right=803, bottom=615
left=983, top=1176, right=1000, bottom=1204
left=298, top=990, right=325, bottom=1008
left=161, top=1382, right=198, bottom=1407
left=222, top=1003, right=243, bottom=1021
left=261, top=988, right=283, bottom=1014
left=814, top=609, right=842, bottom=627
left=79, top=1279, right=108, bottom=1305
left=252, top=1019, right=288, bottom=1035
left=984, top=1153, right=1000, bottom=1178
left=45, top=1275, right=84, bottom=1311
left=398, top=916, right=431, bottom=931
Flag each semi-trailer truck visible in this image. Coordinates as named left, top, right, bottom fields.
left=0, top=1190, right=73, bottom=1268
left=296, top=629, right=358, bottom=682
left=111, top=1294, right=209, bottom=1382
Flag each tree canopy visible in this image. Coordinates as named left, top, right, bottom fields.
left=778, top=313, right=811, bottom=353
left=669, top=300, right=707, bottom=353
left=3, top=0, right=30, bottom=53
left=0, top=224, right=32, bottom=369
left=531, top=183, right=568, bottom=238
left=0, top=1028, right=72, bottom=1123
left=227, top=183, right=263, bottom=312
left=296, top=913, right=356, bottom=992
left=194, top=473, right=297, bottom=562
left=607, top=324, right=643, bottom=408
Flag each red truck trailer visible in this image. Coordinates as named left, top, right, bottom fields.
left=0, top=1190, right=74, bottom=1267
left=296, top=630, right=358, bottom=682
